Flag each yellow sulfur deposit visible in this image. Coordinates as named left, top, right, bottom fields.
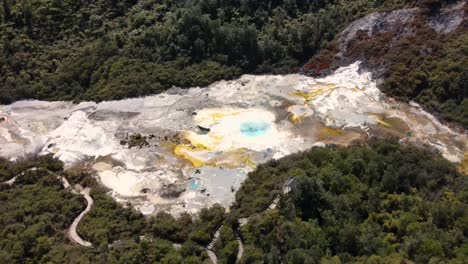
left=287, top=105, right=314, bottom=124
left=174, top=145, right=208, bottom=167
left=183, top=131, right=222, bottom=151
left=173, top=108, right=287, bottom=168
left=316, top=126, right=343, bottom=140
left=230, top=149, right=256, bottom=168
left=372, top=114, right=392, bottom=127
left=208, top=148, right=257, bottom=169
left=289, top=114, right=302, bottom=124
left=352, top=85, right=365, bottom=92
left=174, top=144, right=257, bottom=169
left=290, top=83, right=337, bottom=104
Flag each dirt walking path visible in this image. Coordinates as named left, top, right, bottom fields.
left=61, top=176, right=94, bottom=247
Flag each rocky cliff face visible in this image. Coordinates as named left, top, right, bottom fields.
left=305, top=2, right=466, bottom=77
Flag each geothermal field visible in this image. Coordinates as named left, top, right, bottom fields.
left=1, top=63, right=466, bottom=215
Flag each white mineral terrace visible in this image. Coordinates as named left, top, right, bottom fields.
left=1, top=62, right=466, bottom=215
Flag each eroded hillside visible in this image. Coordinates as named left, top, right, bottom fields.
left=305, top=1, right=467, bottom=127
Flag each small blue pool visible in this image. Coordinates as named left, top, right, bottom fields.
left=240, top=121, right=271, bottom=137
left=188, top=179, right=201, bottom=191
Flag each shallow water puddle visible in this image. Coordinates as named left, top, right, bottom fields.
left=240, top=121, right=271, bottom=137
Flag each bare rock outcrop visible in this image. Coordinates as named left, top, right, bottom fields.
left=303, top=1, right=466, bottom=77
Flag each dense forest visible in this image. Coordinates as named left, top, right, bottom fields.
left=1, top=140, right=466, bottom=263
left=0, top=155, right=225, bottom=263
left=224, top=139, right=468, bottom=263
left=0, top=0, right=443, bottom=104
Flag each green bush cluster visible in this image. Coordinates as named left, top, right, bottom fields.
left=120, top=133, right=150, bottom=149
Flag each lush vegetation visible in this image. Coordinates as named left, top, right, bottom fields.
left=1, top=140, right=466, bottom=263
left=0, top=157, right=82, bottom=263
left=223, top=139, right=468, bottom=263
left=1, top=0, right=422, bottom=104
left=0, top=156, right=225, bottom=263
left=381, top=24, right=467, bottom=127
left=0, top=154, right=62, bottom=182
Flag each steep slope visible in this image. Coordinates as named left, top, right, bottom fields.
left=305, top=1, right=467, bottom=127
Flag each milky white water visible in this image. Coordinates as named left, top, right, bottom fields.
left=1, top=62, right=466, bottom=215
